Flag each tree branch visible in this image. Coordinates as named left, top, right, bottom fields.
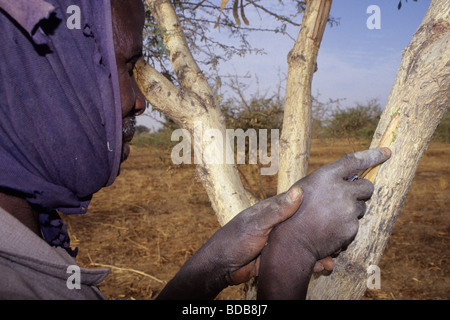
left=135, top=61, right=203, bottom=129
left=277, top=0, right=332, bottom=194
left=137, top=1, right=251, bottom=226
left=146, top=0, right=214, bottom=105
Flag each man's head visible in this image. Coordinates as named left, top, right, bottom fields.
left=0, top=0, right=148, bottom=218
left=111, top=0, right=146, bottom=162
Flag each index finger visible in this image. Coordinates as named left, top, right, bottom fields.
left=332, top=148, right=391, bottom=179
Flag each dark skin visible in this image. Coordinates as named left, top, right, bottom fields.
left=0, top=0, right=391, bottom=299
left=110, top=0, right=147, bottom=162
left=0, top=192, right=40, bottom=236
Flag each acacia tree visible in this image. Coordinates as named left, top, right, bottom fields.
left=135, top=0, right=449, bottom=299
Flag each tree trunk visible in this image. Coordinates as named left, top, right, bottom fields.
left=306, top=0, right=449, bottom=299
left=137, top=0, right=250, bottom=226
left=277, top=0, right=332, bottom=194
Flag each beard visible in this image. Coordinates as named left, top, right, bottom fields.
left=121, top=116, right=136, bottom=162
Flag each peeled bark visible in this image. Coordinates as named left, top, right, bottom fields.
left=137, top=0, right=250, bottom=226
left=277, top=0, right=332, bottom=194
left=306, top=0, right=449, bottom=299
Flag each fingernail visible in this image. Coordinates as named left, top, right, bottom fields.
left=287, top=186, right=303, bottom=202
left=380, top=147, right=392, bottom=158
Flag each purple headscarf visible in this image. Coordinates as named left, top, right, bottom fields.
left=0, top=0, right=123, bottom=255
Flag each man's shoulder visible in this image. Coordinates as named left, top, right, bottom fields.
left=0, top=207, right=109, bottom=300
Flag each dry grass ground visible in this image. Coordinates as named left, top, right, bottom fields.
left=62, top=138, right=449, bottom=300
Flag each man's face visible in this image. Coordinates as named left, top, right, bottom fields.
left=111, top=0, right=146, bottom=162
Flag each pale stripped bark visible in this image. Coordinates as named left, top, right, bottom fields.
left=277, top=0, right=332, bottom=194
left=307, top=0, right=449, bottom=299
left=136, top=0, right=250, bottom=226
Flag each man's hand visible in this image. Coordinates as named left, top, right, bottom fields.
left=157, top=185, right=304, bottom=299
left=257, top=148, right=391, bottom=300
left=157, top=148, right=390, bottom=300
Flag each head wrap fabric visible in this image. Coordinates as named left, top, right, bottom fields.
left=0, top=0, right=122, bottom=212
left=0, top=0, right=56, bottom=41
left=0, top=0, right=123, bottom=255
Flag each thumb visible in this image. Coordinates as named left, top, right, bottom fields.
left=285, top=185, right=304, bottom=209
left=281, top=185, right=304, bottom=220
left=257, top=185, right=304, bottom=229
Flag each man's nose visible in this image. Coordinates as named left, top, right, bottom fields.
left=132, top=76, right=146, bottom=116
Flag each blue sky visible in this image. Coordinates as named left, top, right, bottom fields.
left=313, top=0, right=430, bottom=107
left=138, top=0, right=431, bottom=130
